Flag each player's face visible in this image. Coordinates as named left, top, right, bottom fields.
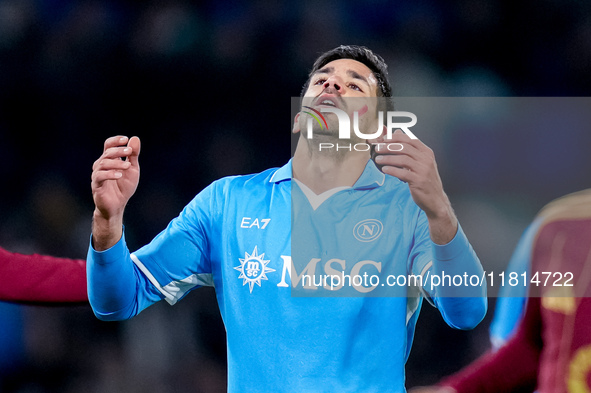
left=299, top=59, right=380, bottom=139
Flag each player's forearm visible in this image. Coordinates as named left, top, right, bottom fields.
left=426, top=198, right=458, bottom=245
left=430, top=224, right=488, bottom=329
left=439, top=300, right=541, bottom=392
left=87, top=231, right=138, bottom=320
left=0, top=247, right=87, bottom=303
left=92, top=209, right=124, bottom=251
left=439, top=346, right=538, bottom=393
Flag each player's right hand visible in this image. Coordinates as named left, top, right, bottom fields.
left=91, top=136, right=141, bottom=221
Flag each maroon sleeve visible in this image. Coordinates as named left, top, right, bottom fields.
left=438, top=297, right=543, bottom=393
left=0, top=246, right=88, bottom=303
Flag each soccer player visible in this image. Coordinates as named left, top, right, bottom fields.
left=410, top=189, right=591, bottom=393
left=87, top=45, right=487, bottom=392
left=0, top=246, right=86, bottom=304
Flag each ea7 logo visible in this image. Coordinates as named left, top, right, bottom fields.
left=353, top=219, right=383, bottom=242
left=240, top=217, right=271, bottom=229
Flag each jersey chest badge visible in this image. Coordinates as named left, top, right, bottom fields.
left=234, top=246, right=276, bottom=293
left=353, top=219, right=384, bottom=242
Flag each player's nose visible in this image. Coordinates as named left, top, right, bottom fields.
left=323, top=75, right=342, bottom=92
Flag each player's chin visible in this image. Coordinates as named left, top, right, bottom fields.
left=310, top=131, right=340, bottom=142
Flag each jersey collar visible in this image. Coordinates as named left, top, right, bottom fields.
left=270, top=159, right=386, bottom=189
left=269, top=160, right=293, bottom=183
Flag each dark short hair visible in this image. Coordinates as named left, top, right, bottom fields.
left=301, top=45, right=393, bottom=99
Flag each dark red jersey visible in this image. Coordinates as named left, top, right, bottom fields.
left=0, top=247, right=87, bottom=304
left=440, top=189, right=591, bottom=393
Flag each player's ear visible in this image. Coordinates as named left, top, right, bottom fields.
left=292, top=113, right=301, bottom=134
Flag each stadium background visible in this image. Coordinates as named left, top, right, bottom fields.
left=0, top=0, right=590, bottom=391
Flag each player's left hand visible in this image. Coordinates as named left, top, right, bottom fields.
left=368, top=129, right=457, bottom=244
left=369, top=129, right=448, bottom=218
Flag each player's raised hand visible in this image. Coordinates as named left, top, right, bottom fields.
left=91, top=136, right=140, bottom=250
left=369, top=130, right=457, bottom=244
left=369, top=129, right=448, bottom=218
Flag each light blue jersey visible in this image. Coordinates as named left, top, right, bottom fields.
left=88, top=159, right=487, bottom=392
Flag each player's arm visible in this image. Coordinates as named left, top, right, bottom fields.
left=88, top=136, right=215, bottom=319
left=0, top=246, right=87, bottom=304
left=370, top=130, right=457, bottom=245
left=410, top=297, right=542, bottom=393
left=420, top=221, right=487, bottom=330
left=373, top=131, right=487, bottom=329
left=88, top=136, right=159, bottom=320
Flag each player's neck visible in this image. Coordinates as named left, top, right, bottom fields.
left=292, top=140, right=370, bottom=194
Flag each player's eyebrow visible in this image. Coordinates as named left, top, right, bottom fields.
left=314, top=66, right=334, bottom=76
left=312, top=66, right=370, bottom=87
left=347, top=69, right=370, bottom=86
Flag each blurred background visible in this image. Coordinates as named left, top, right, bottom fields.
left=0, top=0, right=590, bottom=391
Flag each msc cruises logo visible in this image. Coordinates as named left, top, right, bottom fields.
left=353, top=219, right=383, bottom=242
left=234, top=246, right=275, bottom=293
